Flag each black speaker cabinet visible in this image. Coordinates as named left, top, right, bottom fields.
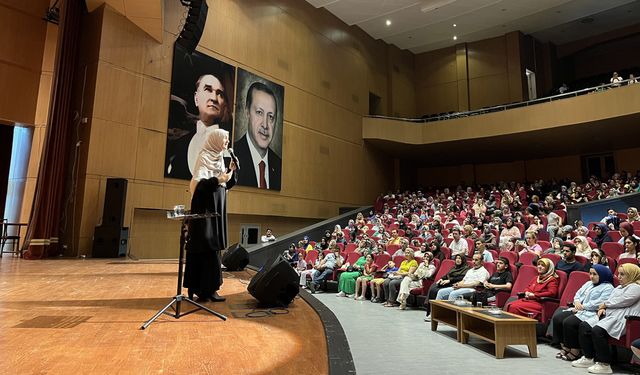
left=92, top=226, right=129, bottom=258
left=176, top=0, right=208, bottom=53
left=248, top=255, right=299, bottom=307
left=102, top=178, right=127, bottom=228
left=222, top=243, right=249, bottom=271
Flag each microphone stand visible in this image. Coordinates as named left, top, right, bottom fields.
left=140, top=212, right=227, bottom=329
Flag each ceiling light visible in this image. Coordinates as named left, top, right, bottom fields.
left=453, top=23, right=457, bottom=27
left=453, top=35, right=457, bottom=40
left=385, top=19, right=391, bottom=26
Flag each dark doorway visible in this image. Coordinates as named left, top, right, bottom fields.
left=581, top=153, right=615, bottom=181
left=0, top=124, right=14, bottom=220
left=369, top=92, right=382, bottom=116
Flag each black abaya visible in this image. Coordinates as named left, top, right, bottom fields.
left=184, top=157, right=236, bottom=299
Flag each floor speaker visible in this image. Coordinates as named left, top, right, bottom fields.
left=248, top=255, right=299, bottom=307
left=222, top=243, right=249, bottom=271
left=92, top=226, right=128, bottom=258
left=102, top=178, right=127, bottom=228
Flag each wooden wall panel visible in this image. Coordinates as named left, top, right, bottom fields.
left=476, top=161, right=525, bottom=185
left=129, top=208, right=180, bottom=259
left=86, top=118, right=138, bottom=178
left=0, top=64, right=40, bottom=124
left=226, top=214, right=320, bottom=246
left=417, top=164, right=474, bottom=187
left=388, top=46, right=416, bottom=117
left=468, top=73, right=510, bottom=110
left=525, top=155, right=581, bottom=182
left=92, top=62, right=143, bottom=126
left=0, top=1, right=49, bottom=125
left=137, top=77, right=170, bottom=132
left=134, top=128, right=165, bottom=182
left=416, top=81, right=458, bottom=116
left=614, top=147, right=640, bottom=174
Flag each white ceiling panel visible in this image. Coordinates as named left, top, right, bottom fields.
left=306, top=0, right=640, bottom=53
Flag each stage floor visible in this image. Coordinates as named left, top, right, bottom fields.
left=0, top=258, right=328, bottom=374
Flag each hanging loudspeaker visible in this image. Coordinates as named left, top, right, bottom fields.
left=176, top=0, right=208, bottom=54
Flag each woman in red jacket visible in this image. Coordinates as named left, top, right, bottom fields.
left=506, top=258, right=559, bottom=320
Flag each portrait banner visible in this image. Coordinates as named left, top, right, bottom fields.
left=164, top=43, right=236, bottom=180
left=233, top=69, right=285, bottom=190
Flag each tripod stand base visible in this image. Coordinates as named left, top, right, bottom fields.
left=140, top=294, right=227, bottom=330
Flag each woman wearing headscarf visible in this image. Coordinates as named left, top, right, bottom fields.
left=573, top=235, right=594, bottom=258
left=424, top=254, right=470, bottom=321
left=396, top=251, right=437, bottom=310
left=499, top=217, right=521, bottom=251
left=618, top=222, right=638, bottom=245
left=480, top=225, right=497, bottom=250
left=550, top=264, right=614, bottom=361
left=571, top=264, right=640, bottom=373
left=506, top=258, right=559, bottom=320
left=184, top=129, right=237, bottom=302
left=627, top=207, right=639, bottom=223
left=592, top=223, right=612, bottom=249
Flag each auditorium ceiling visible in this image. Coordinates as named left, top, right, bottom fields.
left=365, top=113, right=640, bottom=167
left=305, top=0, right=640, bottom=53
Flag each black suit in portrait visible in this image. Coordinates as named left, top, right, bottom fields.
left=233, top=134, right=281, bottom=190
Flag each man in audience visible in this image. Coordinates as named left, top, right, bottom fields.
left=388, top=229, right=402, bottom=246
left=600, top=209, right=621, bottom=230
left=309, top=247, right=343, bottom=293
left=261, top=228, right=276, bottom=243
left=610, top=71, right=623, bottom=87
left=547, top=211, right=562, bottom=240
left=557, top=242, right=583, bottom=275
left=475, top=240, right=494, bottom=262
left=434, top=254, right=490, bottom=301
left=448, top=227, right=469, bottom=258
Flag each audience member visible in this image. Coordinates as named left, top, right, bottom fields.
left=336, top=254, right=367, bottom=298
left=570, top=264, right=640, bottom=373
left=424, top=254, right=470, bottom=321
left=370, top=261, right=398, bottom=303
left=506, top=258, right=559, bottom=320
left=475, top=240, right=494, bottom=262
left=396, top=252, right=436, bottom=309
left=550, top=264, right=614, bottom=361
left=354, top=254, right=377, bottom=300
left=519, top=232, right=542, bottom=256
left=629, top=73, right=638, bottom=85
left=434, top=253, right=490, bottom=302
left=472, top=257, right=513, bottom=306
left=557, top=242, right=584, bottom=276
left=448, top=227, right=469, bottom=258
left=383, top=249, right=418, bottom=307
left=619, top=235, right=639, bottom=261
left=610, top=72, right=623, bottom=87
left=592, top=223, right=612, bottom=249
left=299, top=252, right=323, bottom=288
left=573, top=236, right=593, bottom=258
left=309, top=247, right=343, bottom=293
left=261, top=228, right=276, bottom=242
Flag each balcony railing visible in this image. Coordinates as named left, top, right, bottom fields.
left=366, top=78, right=638, bottom=123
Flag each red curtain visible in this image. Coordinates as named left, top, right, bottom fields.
left=23, top=0, right=83, bottom=259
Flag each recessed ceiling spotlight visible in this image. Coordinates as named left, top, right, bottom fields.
left=453, top=23, right=457, bottom=27
left=385, top=19, right=391, bottom=26
left=453, top=35, right=457, bottom=40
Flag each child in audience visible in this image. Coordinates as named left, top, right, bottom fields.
left=370, top=261, right=397, bottom=303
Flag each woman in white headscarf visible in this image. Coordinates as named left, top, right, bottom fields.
left=184, top=129, right=237, bottom=302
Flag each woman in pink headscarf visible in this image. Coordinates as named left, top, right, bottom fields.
left=185, top=129, right=237, bottom=302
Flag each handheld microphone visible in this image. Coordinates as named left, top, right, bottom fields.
left=228, top=148, right=240, bottom=170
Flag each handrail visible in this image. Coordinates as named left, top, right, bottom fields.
left=366, top=78, right=638, bottom=124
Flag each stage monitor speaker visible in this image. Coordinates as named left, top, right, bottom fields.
left=176, top=0, right=208, bottom=53
left=92, top=226, right=129, bottom=258
left=222, top=243, right=249, bottom=271
left=248, top=255, right=299, bottom=307
left=102, top=178, right=127, bottom=228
